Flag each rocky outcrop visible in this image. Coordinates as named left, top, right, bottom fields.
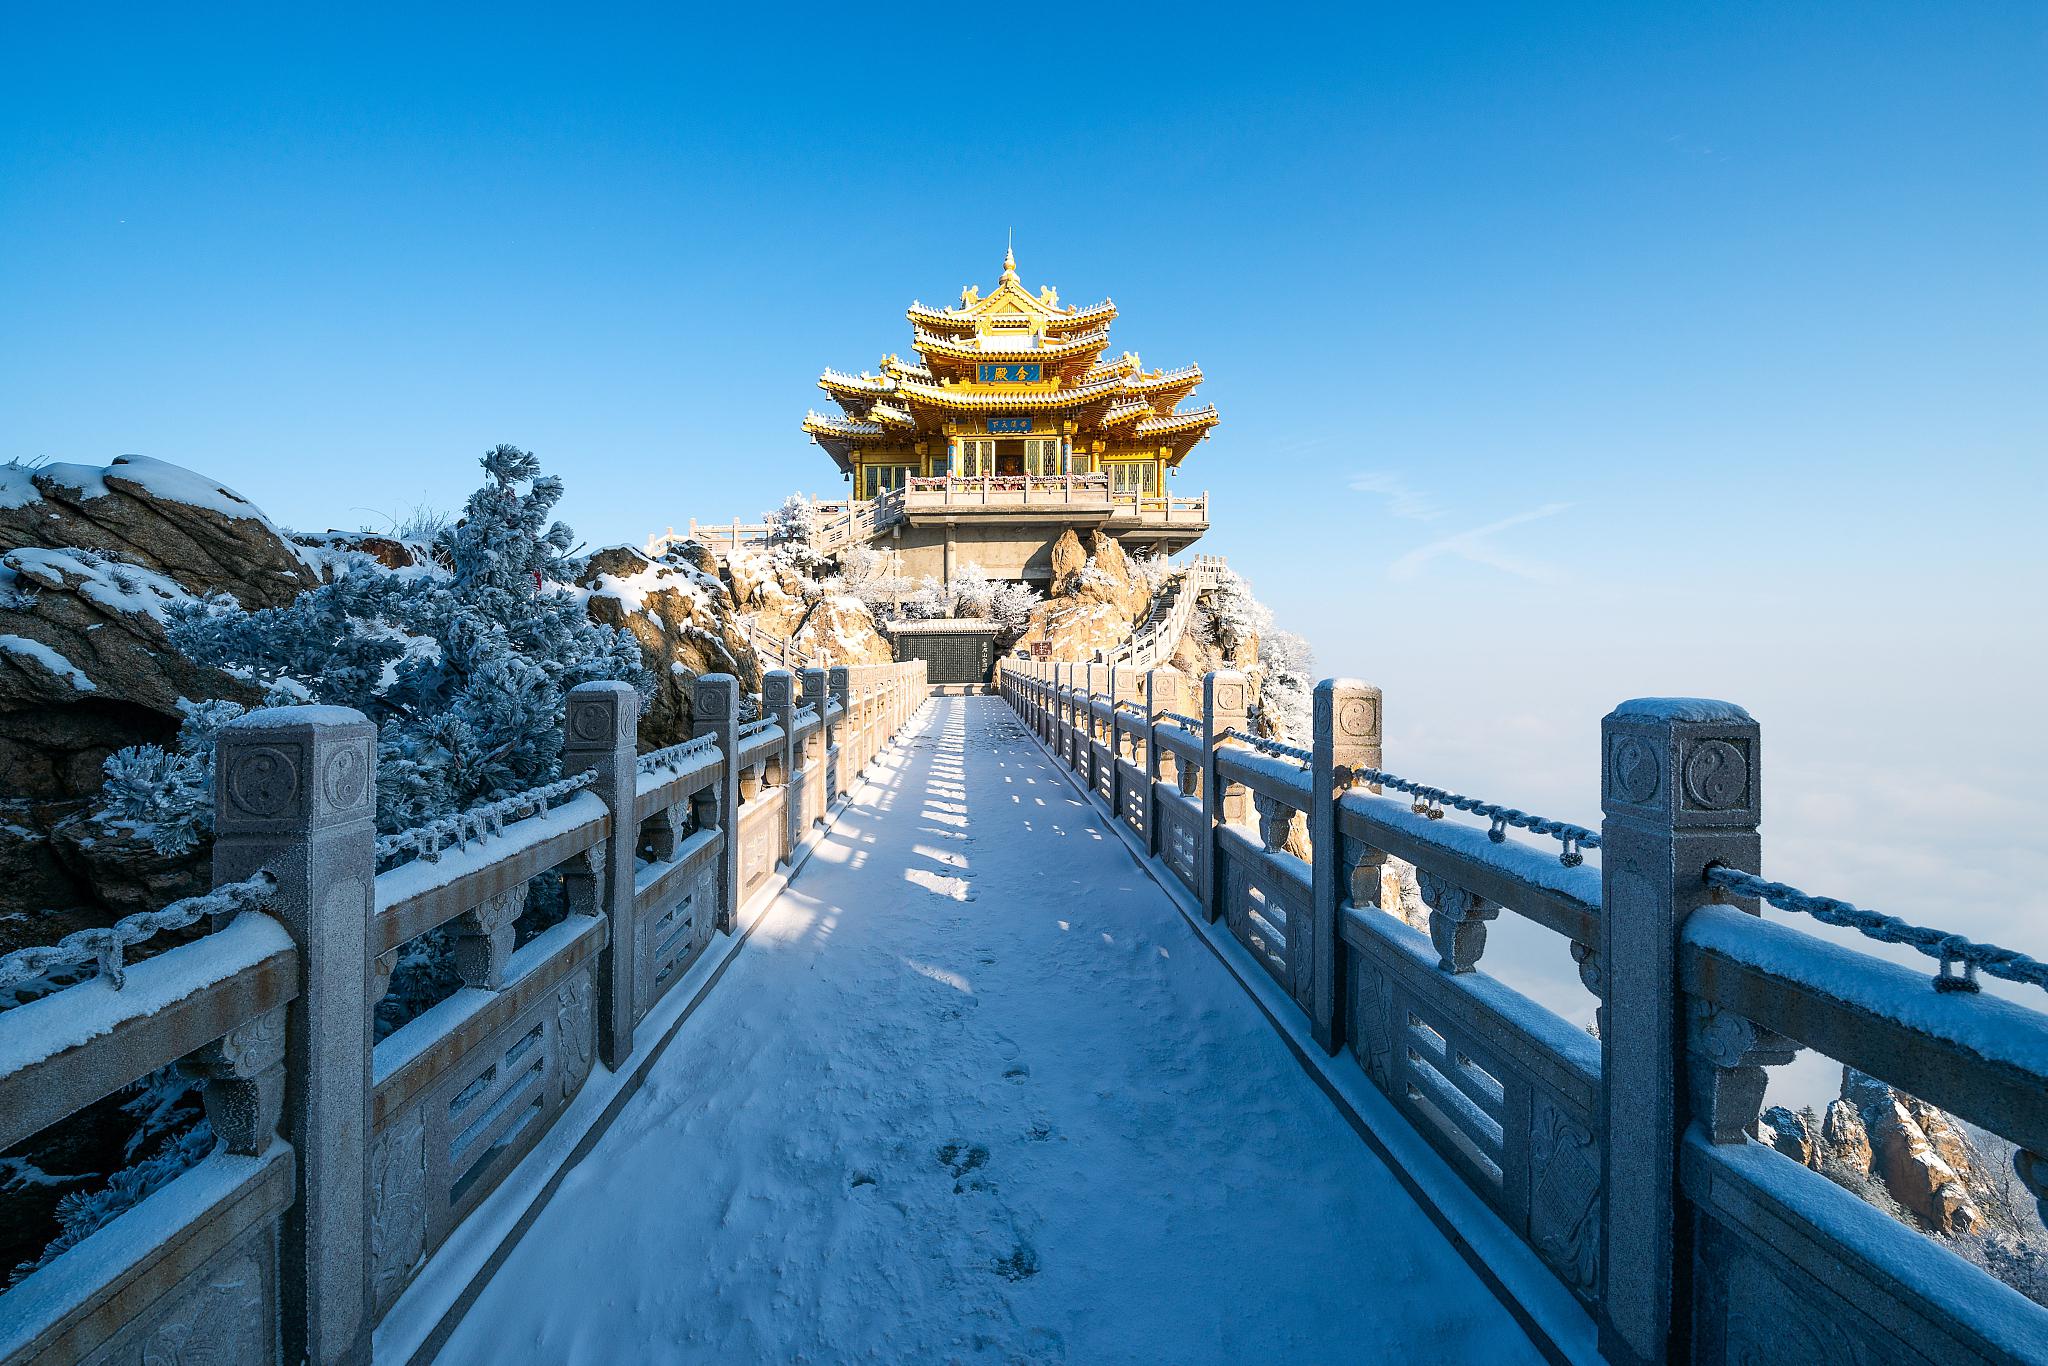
left=0, top=457, right=303, bottom=927
left=577, top=545, right=760, bottom=748
left=1015, top=530, right=1155, bottom=661
left=1762, top=1068, right=1992, bottom=1235
left=1, top=456, right=317, bottom=610
left=292, top=529, right=447, bottom=576
left=576, top=542, right=893, bottom=749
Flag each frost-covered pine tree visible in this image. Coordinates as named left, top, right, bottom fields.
left=117, top=444, right=647, bottom=842
left=834, top=545, right=911, bottom=618
left=764, top=493, right=831, bottom=578
left=1257, top=626, right=1316, bottom=741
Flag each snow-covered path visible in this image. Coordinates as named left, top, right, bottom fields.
left=437, top=697, right=1539, bottom=1365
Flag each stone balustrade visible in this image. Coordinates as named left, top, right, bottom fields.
left=0, top=661, right=926, bottom=1366
left=1001, top=659, right=2048, bottom=1366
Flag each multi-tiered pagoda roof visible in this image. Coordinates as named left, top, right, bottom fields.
left=803, top=249, right=1219, bottom=473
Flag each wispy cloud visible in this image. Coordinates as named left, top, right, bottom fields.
left=1388, top=502, right=1575, bottom=583
left=1349, top=471, right=1445, bottom=522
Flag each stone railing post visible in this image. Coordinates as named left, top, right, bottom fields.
left=1309, top=679, right=1380, bottom=1055
left=691, top=674, right=742, bottom=932
left=1056, top=663, right=1071, bottom=754
left=1199, top=670, right=1250, bottom=921
left=1597, top=698, right=1761, bottom=1366
left=801, top=666, right=828, bottom=825
left=562, top=681, right=640, bottom=1069
left=213, top=706, right=376, bottom=1365
left=1144, top=667, right=1183, bottom=857
left=828, top=665, right=850, bottom=798
left=764, top=669, right=795, bottom=790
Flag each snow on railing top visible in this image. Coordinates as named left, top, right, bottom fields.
left=739, top=717, right=779, bottom=738
left=1705, top=864, right=2048, bottom=997
left=635, top=733, right=718, bottom=777
left=375, top=770, right=598, bottom=870
left=0, top=874, right=275, bottom=1002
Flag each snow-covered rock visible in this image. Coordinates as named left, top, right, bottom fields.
left=575, top=544, right=759, bottom=748
left=0, top=455, right=316, bottom=610
left=1015, top=531, right=1155, bottom=662
left=0, top=548, right=260, bottom=804
left=1762, top=1068, right=1994, bottom=1237
left=291, top=528, right=447, bottom=578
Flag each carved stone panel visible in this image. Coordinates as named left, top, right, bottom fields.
left=369, top=1108, right=428, bottom=1315
left=557, top=971, right=595, bottom=1101
left=1347, top=962, right=1397, bottom=1094
left=183, top=1007, right=287, bottom=1156
left=87, top=1222, right=276, bottom=1366
left=1527, top=1095, right=1601, bottom=1299
left=1694, top=1219, right=1892, bottom=1366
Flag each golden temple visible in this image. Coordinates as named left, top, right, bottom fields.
left=804, top=248, right=1219, bottom=504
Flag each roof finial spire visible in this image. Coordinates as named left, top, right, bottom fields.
left=1001, top=230, right=1018, bottom=283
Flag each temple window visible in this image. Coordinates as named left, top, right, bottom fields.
left=958, top=439, right=995, bottom=477
left=860, top=464, right=913, bottom=499
left=1025, top=438, right=1064, bottom=476
left=1107, top=460, right=1159, bottom=495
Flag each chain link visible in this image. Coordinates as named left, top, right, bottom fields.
left=375, top=770, right=597, bottom=869
left=635, top=733, right=719, bottom=776
left=1705, top=864, right=2048, bottom=995
left=0, top=874, right=276, bottom=1000
left=1222, top=729, right=1314, bottom=765
left=1344, top=765, right=1599, bottom=867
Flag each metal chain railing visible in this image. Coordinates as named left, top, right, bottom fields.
left=0, top=874, right=276, bottom=999
left=1346, top=764, right=1601, bottom=866
left=1705, top=864, right=2048, bottom=996
left=375, top=770, right=598, bottom=869
left=1223, top=729, right=1314, bottom=765
left=635, top=733, right=719, bottom=776
left=1159, top=711, right=1203, bottom=731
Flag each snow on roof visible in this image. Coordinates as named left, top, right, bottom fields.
left=0, top=634, right=95, bottom=692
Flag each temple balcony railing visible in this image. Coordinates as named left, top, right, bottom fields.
left=900, top=475, right=1207, bottom=526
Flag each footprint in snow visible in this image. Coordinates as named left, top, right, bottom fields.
left=1003, top=1062, right=1031, bottom=1083
left=936, top=1141, right=990, bottom=1179
left=848, top=1170, right=877, bottom=1189
left=1025, top=1120, right=1054, bottom=1142
left=936, top=1141, right=996, bottom=1191
left=993, top=1240, right=1040, bottom=1281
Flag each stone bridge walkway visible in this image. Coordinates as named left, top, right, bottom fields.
left=436, top=697, right=1538, bottom=1364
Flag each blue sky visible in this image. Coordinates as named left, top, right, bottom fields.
left=4, top=4, right=2045, bottom=1022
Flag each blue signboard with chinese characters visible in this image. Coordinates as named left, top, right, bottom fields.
left=987, top=417, right=1033, bottom=434
left=976, top=362, right=1041, bottom=383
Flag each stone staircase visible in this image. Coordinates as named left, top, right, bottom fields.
left=1105, top=552, right=1227, bottom=671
